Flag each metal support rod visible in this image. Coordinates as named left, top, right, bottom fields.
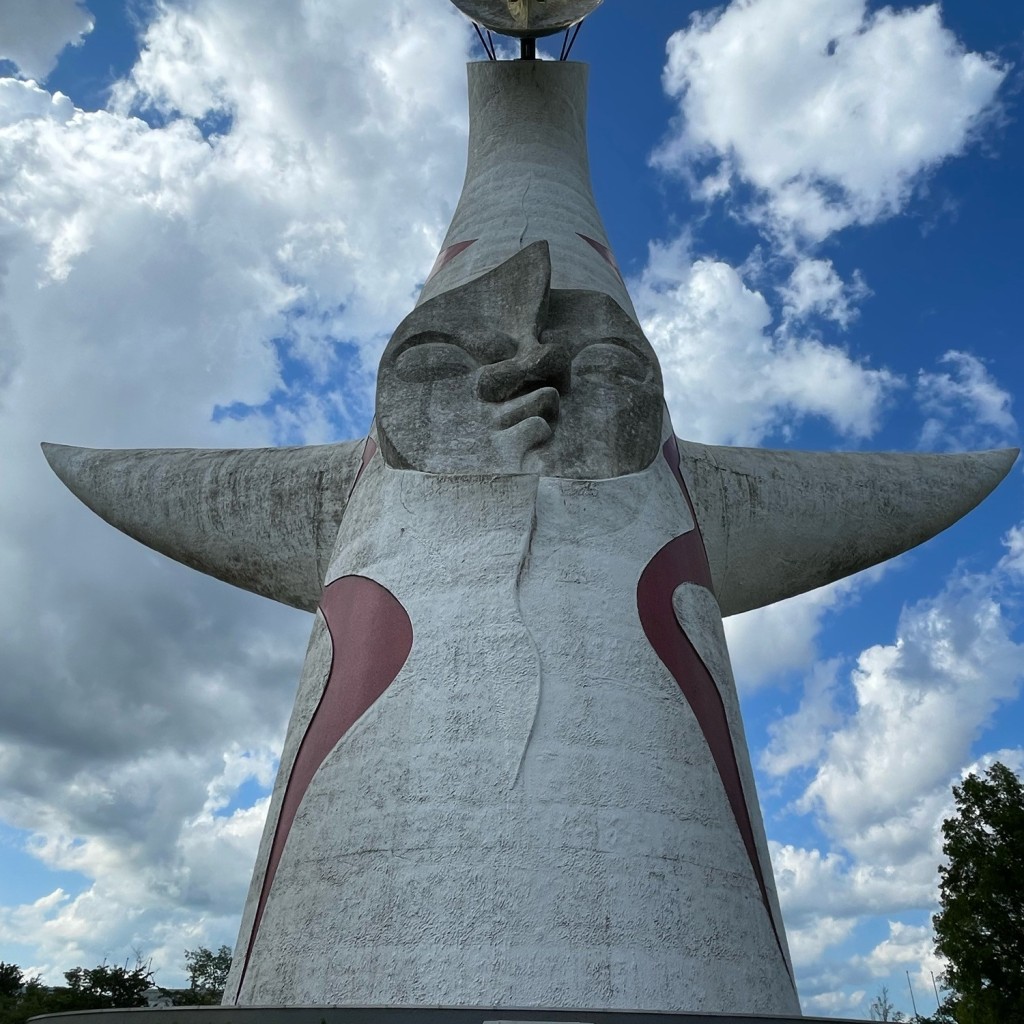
left=561, top=20, right=583, bottom=60
left=520, top=37, right=537, bottom=60
left=472, top=22, right=496, bottom=60
left=906, top=971, right=919, bottom=1019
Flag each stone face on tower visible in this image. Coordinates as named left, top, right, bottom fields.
left=383, top=242, right=662, bottom=478
left=219, top=230, right=800, bottom=1011
left=42, top=25, right=1017, bottom=1024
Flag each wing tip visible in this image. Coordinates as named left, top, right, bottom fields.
left=40, top=441, right=89, bottom=491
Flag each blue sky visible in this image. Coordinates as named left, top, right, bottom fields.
left=0, top=0, right=1021, bottom=1017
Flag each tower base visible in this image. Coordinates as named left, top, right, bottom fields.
left=32, top=1005, right=865, bottom=1023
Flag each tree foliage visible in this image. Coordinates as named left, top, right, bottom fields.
left=0, top=946, right=239, bottom=1019
left=0, top=966, right=23, bottom=1001
left=182, top=944, right=232, bottom=1004
left=0, top=958, right=153, bottom=1024
left=933, top=761, right=1024, bottom=1024
left=870, top=985, right=906, bottom=1020
left=61, top=959, right=153, bottom=1009
left=0, top=947, right=236, bottom=1021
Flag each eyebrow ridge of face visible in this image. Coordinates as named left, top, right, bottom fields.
left=545, top=292, right=655, bottom=360
left=391, top=281, right=656, bottom=376
left=540, top=323, right=656, bottom=368
left=393, top=326, right=520, bottom=366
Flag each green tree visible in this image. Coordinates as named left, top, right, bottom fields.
left=0, top=963, right=25, bottom=1024
left=0, top=965, right=23, bottom=1001
left=933, top=761, right=1024, bottom=1024
left=2, top=977, right=51, bottom=1024
left=57, top=958, right=154, bottom=1011
left=870, top=986, right=906, bottom=1021
left=0, top=964, right=49, bottom=1024
left=182, top=944, right=232, bottom=1005
left=0, top=959, right=152, bottom=1024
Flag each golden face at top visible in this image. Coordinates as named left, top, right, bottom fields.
left=448, top=0, right=602, bottom=38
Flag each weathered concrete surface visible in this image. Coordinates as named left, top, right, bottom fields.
left=41, top=441, right=364, bottom=611
left=680, top=440, right=1019, bottom=616
left=40, top=51, right=1021, bottom=1022
left=225, top=429, right=799, bottom=1014
left=29, top=1006, right=866, bottom=1024
left=42, top=435, right=1017, bottom=618
left=449, top=0, right=603, bottom=38
left=418, top=62, right=635, bottom=320
left=379, top=243, right=663, bottom=478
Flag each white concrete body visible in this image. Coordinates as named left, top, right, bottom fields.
left=42, top=47, right=1018, bottom=1021
left=43, top=440, right=1017, bottom=619
left=418, top=63, right=635, bottom=319
left=225, top=436, right=798, bottom=1014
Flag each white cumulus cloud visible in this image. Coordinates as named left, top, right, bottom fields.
left=654, top=0, right=1006, bottom=246
left=633, top=236, right=898, bottom=445
left=760, top=534, right=1024, bottom=1007
left=917, top=350, right=1018, bottom=451
left=0, top=0, right=93, bottom=82
left=779, top=257, right=870, bottom=329
left=801, top=565, right=1024, bottom=848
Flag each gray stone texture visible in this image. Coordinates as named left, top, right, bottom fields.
left=678, top=441, right=1018, bottom=616
left=448, top=0, right=603, bottom=38
left=42, top=435, right=1016, bottom=618
left=29, top=1003, right=872, bottom=1019
left=226, top=442, right=799, bottom=1013
left=28, top=1007, right=868, bottom=1023
left=41, top=441, right=364, bottom=612
left=417, top=62, right=635, bottom=320
left=378, top=242, right=664, bottom=478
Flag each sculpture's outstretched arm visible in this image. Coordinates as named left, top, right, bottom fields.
left=41, top=440, right=367, bottom=611
left=678, top=439, right=1019, bottom=617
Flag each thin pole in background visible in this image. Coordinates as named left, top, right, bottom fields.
left=907, top=971, right=920, bottom=1019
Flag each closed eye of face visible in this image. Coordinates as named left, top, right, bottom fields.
left=392, top=334, right=480, bottom=383
left=572, top=340, right=650, bottom=383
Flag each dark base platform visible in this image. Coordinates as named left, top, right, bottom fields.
left=30, top=1006, right=866, bottom=1023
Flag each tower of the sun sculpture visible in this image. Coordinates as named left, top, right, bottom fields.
left=43, top=2, right=1016, bottom=1017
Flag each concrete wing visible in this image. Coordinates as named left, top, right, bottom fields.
left=678, top=439, right=1019, bottom=617
left=41, top=440, right=367, bottom=611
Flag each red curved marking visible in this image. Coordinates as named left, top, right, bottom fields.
left=235, top=575, right=413, bottom=998
left=425, top=239, right=478, bottom=284
left=346, top=435, right=378, bottom=500
left=637, top=438, right=788, bottom=972
left=577, top=232, right=624, bottom=282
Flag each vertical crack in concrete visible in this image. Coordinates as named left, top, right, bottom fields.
left=518, top=174, right=533, bottom=247
left=511, top=477, right=542, bottom=789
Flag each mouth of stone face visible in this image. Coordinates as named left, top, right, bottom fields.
left=496, top=386, right=560, bottom=432
left=493, top=416, right=555, bottom=471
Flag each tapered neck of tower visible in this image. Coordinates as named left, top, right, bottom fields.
left=418, top=60, right=637, bottom=322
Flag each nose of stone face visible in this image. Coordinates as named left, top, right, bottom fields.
left=476, top=342, right=571, bottom=404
